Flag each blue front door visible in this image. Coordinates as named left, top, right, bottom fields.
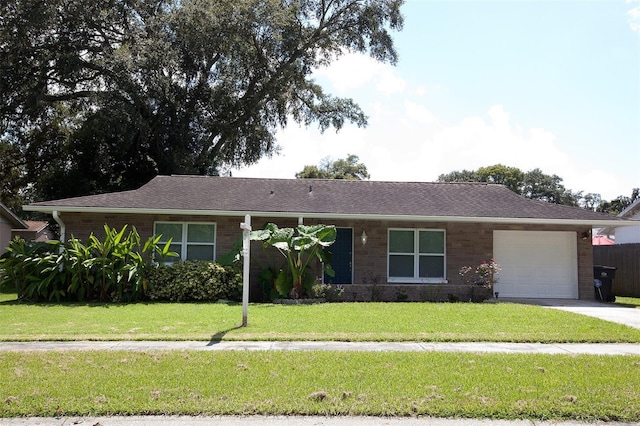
left=327, top=228, right=353, bottom=284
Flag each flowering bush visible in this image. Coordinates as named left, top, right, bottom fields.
left=311, top=281, right=344, bottom=302
left=459, top=259, right=501, bottom=289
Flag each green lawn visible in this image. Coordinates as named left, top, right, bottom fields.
left=2, top=292, right=640, bottom=421
left=1, top=293, right=640, bottom=343
left=616, top=296, right=640, bottom=308
left=1, top=350, right=639, bottom=421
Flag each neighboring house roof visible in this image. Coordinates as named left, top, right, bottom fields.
left=0, top=202, right=27, bottom=229
left=11, top=220, right=53, bottom=243
left=595, top=197, right=640, bottom=237
left=23, top=221, right=50, bottom=233
left=618, top=197, right=640, bottom=219
left=25, top=175, right=635, bottom=226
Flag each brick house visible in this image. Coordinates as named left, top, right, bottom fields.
left=24, top=175, right=636, bottom=301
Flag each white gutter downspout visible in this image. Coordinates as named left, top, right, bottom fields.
left=52, top=210, right=65, bottom=244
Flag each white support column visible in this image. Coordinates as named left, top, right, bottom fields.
left=240, top=214, right=252, bottom=327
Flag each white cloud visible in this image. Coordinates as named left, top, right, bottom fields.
left=362, top=104, right=572, bottom=184
left=403, top=101, right=435, bottom=125
left=232, top=103, right=629, bottom=200
left=627, top=0, right=640, bottom=32
left=313, top=52, right=406, bottom=95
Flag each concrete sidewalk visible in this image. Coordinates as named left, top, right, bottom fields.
left=1, top=416, right=638, bottom=426
left=1, top=340, right=639, bottom=355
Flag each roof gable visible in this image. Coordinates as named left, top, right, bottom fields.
left=26, top=175, right=631, bottom=225
left=0, top=202, right=27, bottom=229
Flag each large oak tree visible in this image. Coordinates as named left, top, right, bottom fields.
left=0, top=0, right=404, bottom=204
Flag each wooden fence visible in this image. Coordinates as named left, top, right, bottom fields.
left=593, top=243, right=640, bottom=297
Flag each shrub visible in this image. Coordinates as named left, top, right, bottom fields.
left=251, top=223, right=336, bottom=299
left=310, top=282, right=344, bottom=302
left=0, top=239, right=66, bottom=301
left=459, top=259, right=501, bottom=290
left=0, top=225, right=176, bottom=302
left=146, top=261, right=242, bottom=302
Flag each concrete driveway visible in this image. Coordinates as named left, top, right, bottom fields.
left=502, top=298, right=640, bottom=330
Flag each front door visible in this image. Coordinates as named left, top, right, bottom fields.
left=327, top=227, right=353, bottom=284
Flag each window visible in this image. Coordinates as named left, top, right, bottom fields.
left=154, top=222, right=216, bottom=263
left=388, top=229, right=445, bottom=282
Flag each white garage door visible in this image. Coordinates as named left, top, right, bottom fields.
left=493, top=231, right=578, bottom=299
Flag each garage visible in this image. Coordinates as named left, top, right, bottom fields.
left=493, top=230, right=578, bottom=299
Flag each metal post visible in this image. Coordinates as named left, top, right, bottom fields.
left=240, top=214, right=251, bottom=327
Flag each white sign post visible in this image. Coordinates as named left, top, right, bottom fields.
left=240, top=214, right=251, bottom=327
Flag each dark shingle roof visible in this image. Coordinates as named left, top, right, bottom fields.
left=26, top=175, right=630, bottom=224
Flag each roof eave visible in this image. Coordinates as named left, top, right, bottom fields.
left=618, top=198, right=640, bottom=218
left=23, top=205, right=634, bottom=227
left=1, top=203, right=27, bottom=229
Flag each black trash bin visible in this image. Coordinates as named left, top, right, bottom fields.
left=593, top=265, right=616, bottom=302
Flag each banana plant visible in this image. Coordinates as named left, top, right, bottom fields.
left=252, top=223, right=336, bottom=298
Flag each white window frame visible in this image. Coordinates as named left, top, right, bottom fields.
left=387, top=228, right=446, bottom=283
left=154, top=221, right=217, bottom=263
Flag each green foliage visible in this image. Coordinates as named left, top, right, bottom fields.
left=0, top=225, right=176, bottom=302
left=0, top=140, right=27, bottom=211
left=146, top=261, right=241, bottom=302
left=438, top=164, right=582, bottom=206
left=521, top=168, right=580, bottom=206
left=1, top=0, right=403, bottom=200
left=597, top=188, right=639, bottom=215
left=296, top=154, right=371, bottom=180
left=252, top=223, right=336, bottom=299
left=256, top=266, right=280, bottom=301
left=0, top=239, right=66, bottom=302
left=310, top=282, right=344, bottom=302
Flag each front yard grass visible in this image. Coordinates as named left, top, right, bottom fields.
left=1, top=294, right=640, bottom=343
left=2, top=292, right=640, bottom=421
left=616, top=296, right=640, bottom=308
left=1, top=350, right=639, bottom=421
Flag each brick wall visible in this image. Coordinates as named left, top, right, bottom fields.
left=57, top=212, right=594, bottom=301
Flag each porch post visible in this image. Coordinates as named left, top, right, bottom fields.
left=240, top=214, right=252, bottom=327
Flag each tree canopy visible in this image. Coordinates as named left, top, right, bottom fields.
left=296, top=154, right=370, bottom=180
left=438, top=164, right=582, bottom=206
left=596, top=188, right=639, bottom=216
left=0, top=0, right=404, bottom=205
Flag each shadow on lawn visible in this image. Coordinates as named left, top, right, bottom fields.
left=614, top=302, right=640, bottom=309
left=207, top=324, right=244, bottom=346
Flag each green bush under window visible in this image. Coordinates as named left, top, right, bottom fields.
left=146, top=261, right=242, bottom=302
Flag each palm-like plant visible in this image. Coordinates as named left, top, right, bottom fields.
left=252, top=223, right=336, bottom=298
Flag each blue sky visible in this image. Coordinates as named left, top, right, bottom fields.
left=233, top=0, right=640, bottom=202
